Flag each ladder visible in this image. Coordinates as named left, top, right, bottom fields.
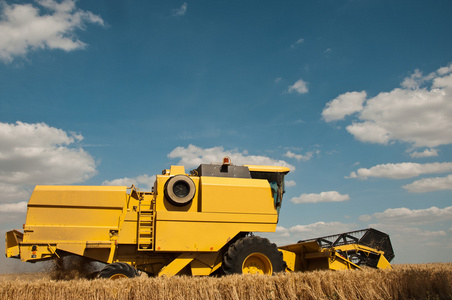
left=137, top=196, right=155, bottom=251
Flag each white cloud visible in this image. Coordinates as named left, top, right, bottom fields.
left=372, top=224, right=448, bottom=239
left=0, top=201, right=27, bottom=213
left=409, top=148, right=439, bottom=158
left=437, top=63, right=452, bottom=76
left=172, top=2, right=187, bottom=16
left=290, top=38, right=304, bottom=48
left=358, top=214, right=372, bottom=222
left=0, top=122, right=97, bottom=185
left=0, top=121, right=97, bottom=225
left=324, top=64, right=452, bottom=148
left=0, top=182, right=31, bottom=202
left=296, top=38, right=304, bottom=44
left=0, top=0, right=104, bottom=63
left=322, top=91, right=367, bottom=122
left=290, top=191, right=350, bottom=204
left=403, top=174, right=452, bottom=193
left=287, top=78, right=308, bottom=94
left=285, top=180, right=296, bottom=188
left=346, top=121, right=391, bottom=144
left=274, top=226, right=290, bottom=237
left=103, top=174, right=156, bottom=191
left=288, top=222, right=356, bottom=237
left=348, top=162, right=452, bottom=180
left=167, top=144, right=295, bottom=171
left=284, top=150, right=313, bottom=162
left=364, top=206, right=452, bottom=225
left=261, top=221, right=357, bottom=246
left=400, top=69, right=435, bottom=89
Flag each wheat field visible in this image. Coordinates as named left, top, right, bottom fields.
left=1, top=263, right=451, bottom=300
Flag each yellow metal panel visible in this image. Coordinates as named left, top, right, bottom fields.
left=107, top=242, right=116, bottom=263
left=57, top=243, right=87, bottom=256
left=155, top=175, right=200, bottom=212
left=25, top=206, right=123, bottom=228
left=155, top=220, right=276, bottom=251
left=200, top=177, right=275, bottom=214
left=377, top=255, right=392, bottom=270
left=85, top=241, right=112, bottom=248
left=306, top=258, right=330, bottom=271
left=157, top=211, right=277, bottom=223
left=23, top=185, right=129, bottom=248
left=5, top=230, right=22, bottom=258
left=305, top=251, right=329, bottom=259
left=28, top=185, right=127, bottom=208
left=278, top=241, right=329, bottom=272
left=193, top=252, right=221, bottom=267
left=332, top=244, right=392, bottom=270
left=116, top=221, right=138, bottom=244
left=279, top=249, right=296, bottom=272
left=278, top=241, right=321, bottom=254
left=17, top=243, right=63, bottom=262
left=53, top=242, right=115, bottom=263
left=84, top=248, right=114, bottom=263
left=191, top=252, right=222, bottom=276
left=169, top=165, right=186, bottom=175
left=244, top=165, right=290, bottom=173
left=333, top=243, right=384, bottom=255
left=124, top=211, right=138, bottom=221
left=23, top=226, right=113, bottom=243
left=328, top=252, right=361, bottom=270
left=158, top=253, right=196, bottom=277
left=190, top=260, right=213, bottom=276
left=18, top=244, right=45, bottom=262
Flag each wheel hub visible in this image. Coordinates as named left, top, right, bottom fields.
left=242, top=252, right=273, bottom=275
left=109, top=273, right=128, bottom=280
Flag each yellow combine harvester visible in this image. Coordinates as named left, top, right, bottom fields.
left=5, top=158, right=394, bottom=278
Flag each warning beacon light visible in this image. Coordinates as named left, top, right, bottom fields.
left=222, top=156, right=231, bottom=165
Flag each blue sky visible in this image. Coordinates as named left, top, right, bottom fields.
left=0, top=0, right=451, bottom=271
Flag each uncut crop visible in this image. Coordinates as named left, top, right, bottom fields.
left=1, top=263, right=451, bottom=300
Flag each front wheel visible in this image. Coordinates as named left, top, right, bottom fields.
left=98, top=262, right=138, bottom=279
left=222, top=236, right=286, bottom=275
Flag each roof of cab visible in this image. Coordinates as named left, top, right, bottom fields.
left=244, top=165, right=290, bottom=174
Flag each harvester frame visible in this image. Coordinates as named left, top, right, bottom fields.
left=6, top=158, right=394, bottom=278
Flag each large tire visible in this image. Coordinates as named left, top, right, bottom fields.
left=223, top=236, right=286, bottom=275
left=97, top=262, right=138, bottom=279
left=164, top=175, right=196, bottom=206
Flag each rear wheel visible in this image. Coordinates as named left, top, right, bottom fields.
left=223, top=236, right=285, bottom=275
left=98, top=262, right=138, bottom=279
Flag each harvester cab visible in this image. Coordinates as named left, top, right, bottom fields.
left=5, top=158, right=394, bottom=278
left=247, top=164, right=288, bottom=215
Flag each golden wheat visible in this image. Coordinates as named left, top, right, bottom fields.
left=1, top=263, right=451, bottom=300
